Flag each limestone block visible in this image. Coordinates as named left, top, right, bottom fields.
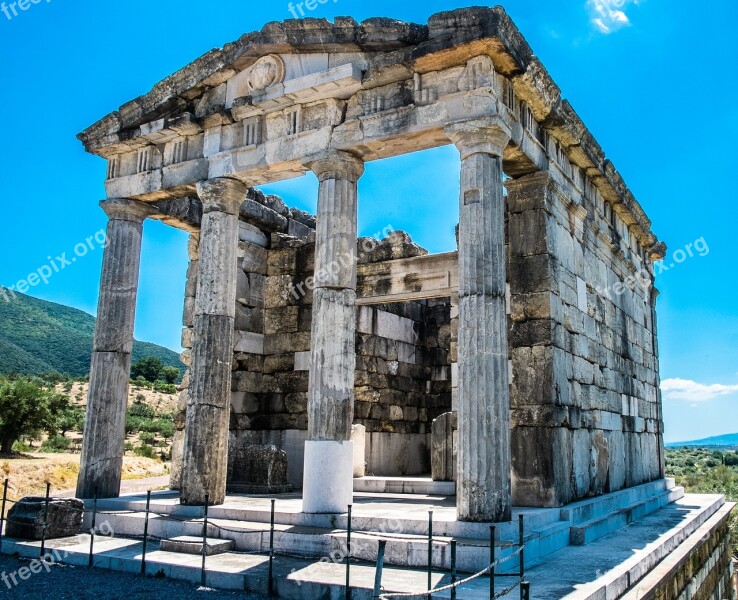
left=240, top=199, right=288, bottom=233
left=431, top=412, right=457, bottom=482
left=288, top=219, right=313, bottom=239
left=351, top=424, right=366, bottom=477
left=6, top=498, right=84, bottom=540
left=241, top=243, right=268, bottom=274
left=263, top=354, right=295, bottom=374
left=294, top=351, right=311, bottom=371
left=239, top=222, right=269, bottom=248
left=227, top=443, right=292, bottom=494
left=264, top=306, right=299, bottom=334
left=233, top=331, right=265, bottom=354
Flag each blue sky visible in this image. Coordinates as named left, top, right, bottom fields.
left=0, top=0, right=736, bottom=442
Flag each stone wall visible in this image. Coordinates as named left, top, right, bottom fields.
left=622, top=504, right=735, bottom=600
left=507, top=169, right=663, bottom=507
left=169, top=192, right=455, bottom=487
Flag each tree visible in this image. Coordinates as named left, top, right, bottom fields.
left=161, top=366, right=180, bottom=385
left=131, top=357, right=166, bottom=382
left=0, top=378, right=70, bottom=454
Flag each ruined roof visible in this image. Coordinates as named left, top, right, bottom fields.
left=78, top=6, right=659, bottom=248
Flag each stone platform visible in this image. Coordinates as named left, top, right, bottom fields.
left=1, top=491, right=732, bottom=599
left=84, top=478, right=684, bottom=574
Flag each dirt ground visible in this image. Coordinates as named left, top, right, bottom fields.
left=57, top=381, right=179, bottom=414
left=0, top=454, right=168, bottom=501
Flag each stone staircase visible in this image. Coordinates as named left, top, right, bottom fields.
left=85, top=478, right=684, bottom=574
left=2, top=491, right=727, bottom=600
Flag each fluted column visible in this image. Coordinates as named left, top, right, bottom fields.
left=180, top=178, right=245, bottom=506
left=302, top=151, right=364, bottom=514
left=77, top=198, right=155, bottom=499
left=447, top=118, right=512, bottom=522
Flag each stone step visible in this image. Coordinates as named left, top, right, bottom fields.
left=6, top=494, right=730, bottom=600
left=88, top=510, right=530, bottom=573
left=570, top=486, right=685, bottom=546
left=353, top=477, right=456, bottom=496
left=560, top=479, right=675, bottom=525
left=159, top=536, right=235, bottom=556
left=92, top=493, right=561, bottom=542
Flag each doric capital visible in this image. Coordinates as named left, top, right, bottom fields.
left=305, top=151, right=365, bottom=183
left=195, top=178, right=248, bottom=215
left=100, top=198, right=156, bottom=223
left=445, top=117, right=512, bottom=160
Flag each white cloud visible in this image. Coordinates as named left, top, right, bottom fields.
left=587, top=0, right=637, bottom=34
left=661, top=378, right=738, bottom=403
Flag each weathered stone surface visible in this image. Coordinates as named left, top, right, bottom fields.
left=448, top=121, right=511, bottom=522
left=358, top=231, right=428, bottom=264
left=78, top=8, right=668, bottom=523
left=182, top=178, right=245, bottom=506
left=307, top=288, right=357, bottom=442
left=6, top=498, right=84, bottom=540
left=431, top=412, right=457, bottom=482
left=227, top=443, right=292, bottom=494
left=78, top=199, right=152, bottom=500
left=239, top=198, right=288, bottom=233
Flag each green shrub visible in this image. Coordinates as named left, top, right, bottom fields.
left=42, top=435, right=71, bottom=453
left=139, top=432, right=157, bottom=446
left=134, top=445, right=157, bottom=459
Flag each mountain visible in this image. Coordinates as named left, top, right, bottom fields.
left=0, top=291, right=183, bottom=378
left=666, top=433, right=738, bottom=449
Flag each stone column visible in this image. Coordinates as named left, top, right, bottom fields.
left=181, top=178, right=245, bottom=506
left=302, top=151, right=364, bottom=514
left=446, top=118, right=512, bottom=522
left=77, top=198, right=154, bottom=499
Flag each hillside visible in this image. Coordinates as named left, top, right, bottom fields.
left=667, top=433, right=738, bottom=449
left=0, top=291, right=182, bottom=377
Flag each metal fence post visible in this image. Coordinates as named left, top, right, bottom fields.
left=490, top=525, right=496, bottom=600
left=346, top=504, right=352, bottom=600
left=268, top=498, right=275, bottom=597
left=88, top=487, right=98, bottom=567
left=521, top=581, right=531, bottom=600
left=373, top=540, right=387, bottom=600
left=40, top=482, right=50, bottom=558
left=0, top=479, right=8, bottom=553
left=518, top=514, right=525, bottom=600
left=450, top=540, right=457, bottom=600
left=200, top=494, right=209, bottom=588
left=428, top=510, right=434, bottom=599
left=141, top=490, right=151, bottom=575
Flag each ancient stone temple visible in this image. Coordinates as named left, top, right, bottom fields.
left=68, top=9, right=737, bottom=599
left=76, top=7, right=668, bottom=521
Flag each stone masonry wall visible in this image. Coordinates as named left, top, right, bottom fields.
left=170, top=192, right=455, bottom=487
left=507, top=168, right=663, bottom=508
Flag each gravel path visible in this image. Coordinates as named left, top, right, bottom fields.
left=0, top=555, right=265, bottom=598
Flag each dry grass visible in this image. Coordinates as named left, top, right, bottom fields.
left=0, top=454, right=168, bottom=501
left=56, top=381, right=179, bottom=414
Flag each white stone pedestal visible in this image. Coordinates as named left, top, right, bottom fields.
left=302, top=440, right=354, bottom=514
